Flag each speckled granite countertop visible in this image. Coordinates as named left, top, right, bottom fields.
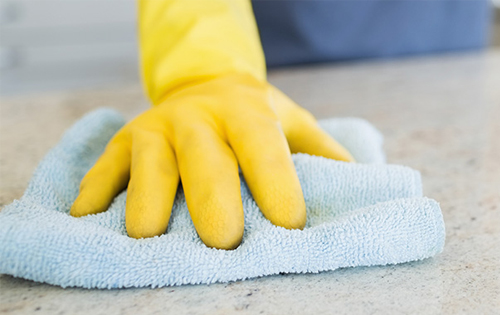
left=1, top=50, right=499, bottom=315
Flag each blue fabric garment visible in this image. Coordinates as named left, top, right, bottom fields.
left=252, top=0, right=492, bottom=67
left=0, top=109, right=445, bottom=288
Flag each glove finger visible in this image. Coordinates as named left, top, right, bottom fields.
left=226, top=114, right=306, bottom=230
left=175, top=124, right=244, bottom=250
left=124, top=129, right=180, bottom=239
left=288, top=122, right=355, bottom=162
left=70, top=131, right=131, bottom=217
left=270, top=86, right=355, bottom=162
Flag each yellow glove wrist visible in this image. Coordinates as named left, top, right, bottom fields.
left=139, top=0, right=266, bottom=106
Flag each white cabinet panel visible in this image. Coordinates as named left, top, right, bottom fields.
left=0, top=0, right=136, bottom=27
left=0, top=0, right=139, bottom=94
left=1, top=57, right=139, bottom=95
left=1, top=23, right=136, bottom=46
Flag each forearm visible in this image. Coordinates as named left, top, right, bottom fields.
left=138, top=0, right=266, bottom=105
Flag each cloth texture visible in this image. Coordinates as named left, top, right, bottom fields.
left=0, top=108, right=445, bottom=288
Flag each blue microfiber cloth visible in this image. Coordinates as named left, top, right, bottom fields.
left=0, top=108, right=445, bottom=289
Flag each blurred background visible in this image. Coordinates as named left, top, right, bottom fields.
left=0, top=0, right=499, bottom=96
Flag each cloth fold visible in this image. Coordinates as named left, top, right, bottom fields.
left=0, top=108, right=445, bottom=288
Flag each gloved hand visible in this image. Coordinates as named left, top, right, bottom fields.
left=70, top=0, right=354, bottom=249
left=70, top=73, right=354, bottom=249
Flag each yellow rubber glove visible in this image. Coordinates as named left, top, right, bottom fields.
left=70, top=0, right=354, bottom=250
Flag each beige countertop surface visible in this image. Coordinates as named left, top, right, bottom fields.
left=1, top=50, right=499, bottom=314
